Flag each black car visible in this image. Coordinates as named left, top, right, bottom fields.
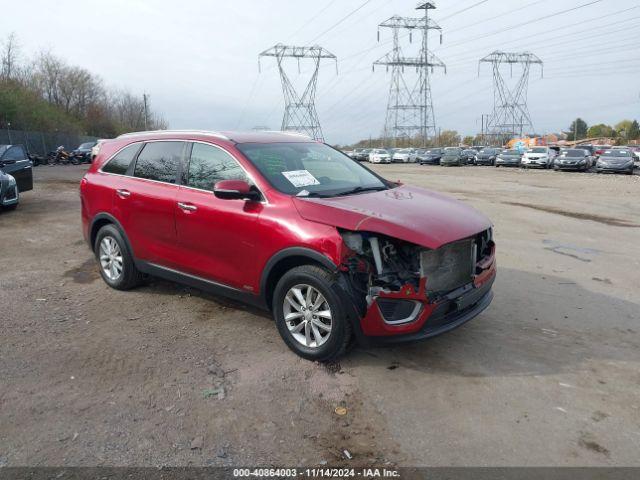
left=440, top=147, right=465, bottom=167
left=461, top=149, right=477, bottom=164
left=576, top=145, right=595, bottom=157
left=554, top=149, right=593, bottom=172
left=418, top=148, right=444, bottom=165
left=495, top=149, right=522, bottom=167
left=595, top=149, right=635, bottom=175
left=70, top=141, right=97, bottom=164
left=0, top=144, right=34, bottom=195
left=352, top=148, right=372, bottom=162
left=475, top=148, right=500, bottom=166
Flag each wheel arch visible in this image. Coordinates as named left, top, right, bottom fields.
left=260, top=247, right=338, bottom=310
left=89, top=213, right=135, bottom=256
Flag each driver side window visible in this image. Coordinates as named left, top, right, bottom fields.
left=187, top=143, right=247, bottom=191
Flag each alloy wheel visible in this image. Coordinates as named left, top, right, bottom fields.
left=283, top=284, right=332, bottom=348
left=99, top=236, right=123, bottom=281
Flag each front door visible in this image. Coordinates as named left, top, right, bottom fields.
left=0, top=145, right=33, bottom=192
left=174, top=142, right=264, bottom=292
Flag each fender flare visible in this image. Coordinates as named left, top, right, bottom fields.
left=89, top=213, right=135, bottom=257
left=259, top=247, right=338, bottom=303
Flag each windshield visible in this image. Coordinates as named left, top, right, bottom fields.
left=502, top=150, right=520, bottom=156
left=565, top=149, right=586, bottom=157
left=427, top=149, right=443, bottom=154
left=0, top=145, right=9, bottom=154
left=529, top=147, right=547, bottom=153
left=237, top=142, right=388, bottom=197
left=479, top=148, right=497, bottom=155
left=602, top=150, right=632, bottom=158
left=444, top=148, right=461, bottom=154
left=462, top=150, right=476, bottom=155
left=374, top=149, right=388, bottom=154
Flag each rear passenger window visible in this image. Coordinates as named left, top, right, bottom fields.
left=134, top=142, right=183, bottom=183
left=102, top=144, right=140, bottom=175
left=187, top=143, right=247, bottom=191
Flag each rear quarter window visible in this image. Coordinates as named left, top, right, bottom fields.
left=102, top=144, right=141, bottom=175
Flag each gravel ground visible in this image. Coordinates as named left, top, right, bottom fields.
left=0, top=163, right=638, bottom=467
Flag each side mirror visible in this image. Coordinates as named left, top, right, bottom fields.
left=214, top=179, right=261, bottom=202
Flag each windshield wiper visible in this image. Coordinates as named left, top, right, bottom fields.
left=331, top=186, right=388, bottom=197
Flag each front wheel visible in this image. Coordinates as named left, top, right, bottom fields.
left=273, top=265, right=352, bottom=362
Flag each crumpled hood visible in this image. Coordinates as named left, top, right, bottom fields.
left=293, top=185, right=492, bottom=249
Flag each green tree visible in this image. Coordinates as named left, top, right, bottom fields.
left=614, top=120, right=633, bottom=138
left=462, top=136, right=475, bottom=146
left=567, top=118, right=588, bottom=141
left=628, top=120, right=640, bottom=140
left=586, top=124, right=615, bottom=138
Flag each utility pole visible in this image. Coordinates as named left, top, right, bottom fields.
left=479, top=51, right=543, bottom=146
left=6, top=121, right=12, bottom=144
left=574, top=119, right=578, bottom=143
left=259, top=44, right=337, bottom=141
left=142, top=93, right=149, bottom=130
left=373, top=3, right=446, bottom=148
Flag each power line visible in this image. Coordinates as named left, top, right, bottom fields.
left=439, top=0, right=489, bottom=22
left=307, top=0, right=374, bottom=45
left=286, top=0, right=339, bottom=42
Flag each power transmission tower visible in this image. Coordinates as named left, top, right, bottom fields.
left=259, top=44, right=337, bottom=141
left=373, top=3, right=446, bottom=147
left=478, top=51, right=543, bottom=145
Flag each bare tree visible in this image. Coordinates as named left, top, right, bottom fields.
left=1, top=33, right=20, bottom=79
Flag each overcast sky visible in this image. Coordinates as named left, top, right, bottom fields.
left=2, top=0, right=639, bottom=144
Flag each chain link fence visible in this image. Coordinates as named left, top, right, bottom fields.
left=0, top=129, right=99, bottom=156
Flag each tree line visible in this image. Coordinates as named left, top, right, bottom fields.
left=567, top=118, right=640, bottom=143
left=0, top=33, right=167, bottom=138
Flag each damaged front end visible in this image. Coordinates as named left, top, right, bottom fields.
left=339, top=229, right=496, bottom=340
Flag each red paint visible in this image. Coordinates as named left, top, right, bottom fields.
left=80, top=131, right=496, bottom=339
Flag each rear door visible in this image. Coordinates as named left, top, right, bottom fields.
left=174, top=142, right=264, bottom=291
left=115, top=141, right=186, bottom=266
left=0, top=145, right=33, bottom=192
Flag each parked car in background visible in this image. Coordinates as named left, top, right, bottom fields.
left=392, top=148, right=416, bottom=163
left=521, top=146, right=555, bottom=169
left=80, top=130, right=496, bottom=361
left=594, top=145, right=612, bottom=157
left=474, top=147, right=500, bottom=166
left=0, top=170, right=20, bottom=210
left=576, top=145, right=595, bottom=157
left=0, top=144, right=34, bottom=194
left=554, top=148, right=593, bottom=172
left=418, top=148, right=443, bottom=165
left=627, top=146, right=640, bottom=161
left=440, top=147, right=465, bottom=167
left=495, top=149, right=522, bottom=167
left=350, top=148, right=366, bottom=161
left=369, top=149, right=392, bottom=164
left=595, top=149, right=635, bottom=175
left=461, top=149, right=477, bottom=164
left=70, top=141, right=98, bottom=164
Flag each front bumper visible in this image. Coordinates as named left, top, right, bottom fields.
left=496, top=160, right=520, bottom=166
left=358, top=247, right=497, bottom=344
left=556, top=162, right=586, bottom=170
left=596, top=164, right=633, bottom=173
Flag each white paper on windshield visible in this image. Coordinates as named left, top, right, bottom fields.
left=282, top=170, right=320, bottom=188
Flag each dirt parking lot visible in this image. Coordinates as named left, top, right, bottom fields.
left=1, top=163, right=639, bottom=467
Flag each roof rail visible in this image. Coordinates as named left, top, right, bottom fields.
left=116, top=130, right=230, bottom=141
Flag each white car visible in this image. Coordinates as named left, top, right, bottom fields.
left=521, top=146, right=556, bottom=169
left=392, top=148, right=416, bottom=163
left=369, top=149, right=392, bottom=164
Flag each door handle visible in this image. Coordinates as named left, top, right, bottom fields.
left=116, top=189, right=131, bottom=198
left=177, top=202, right=197, bottom=212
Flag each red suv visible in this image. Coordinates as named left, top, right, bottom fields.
left=80, top=131, right=496, bottom=361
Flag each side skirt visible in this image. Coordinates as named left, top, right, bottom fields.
left=136, top=261, right=269, bottom=311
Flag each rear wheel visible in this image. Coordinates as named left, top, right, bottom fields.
left=94, top=224, right=143, bottom=290
left=273, top=265, right=352, bottom=362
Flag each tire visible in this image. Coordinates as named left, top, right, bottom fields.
left=273, top=265, right=352, bottom=362
left=94, top=224, right=143, bottom=290
left=2, top=204, right=18, bottom=211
